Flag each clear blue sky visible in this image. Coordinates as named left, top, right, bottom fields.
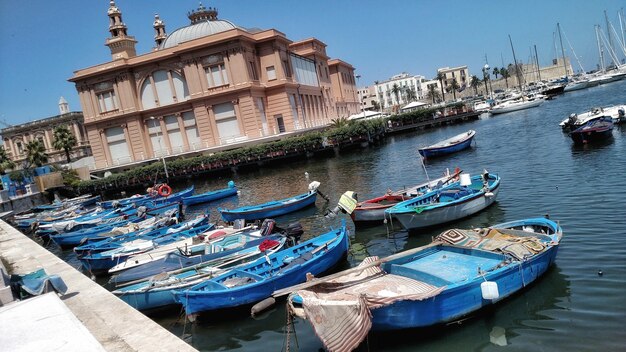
left=1, top=0, right=624, bottom=125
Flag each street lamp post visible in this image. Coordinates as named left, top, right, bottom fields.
left=482, top=64, right=491, bottom=99
left=356, top=74, right=365, bottom=119
left=150, top=116, right=169, bottom=183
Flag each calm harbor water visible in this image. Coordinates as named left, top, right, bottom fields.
left=53, top=80, right=625, bottom=351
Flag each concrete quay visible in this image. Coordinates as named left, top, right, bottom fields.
left=0, top=219, right=197, bottom=352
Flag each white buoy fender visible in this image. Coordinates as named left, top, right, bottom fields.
left=251, top=297, right=276, bottom=316
left=481, top=281, right=499, bottom=300
left=459, top=173, right=472, bottom=186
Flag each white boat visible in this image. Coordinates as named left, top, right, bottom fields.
left=564, top=79, right=591, bottom=92
left=472, top=100, right=491, bottom=112
left=490, top=97, right=544, bottom=114
left=560, top=105, right=626, bottom=130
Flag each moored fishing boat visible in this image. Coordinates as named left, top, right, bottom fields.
left=218, top=182, right=320, bottom=222
left=385, top=171, right=500, bottom=231
left=283, top=217, right=562, bottom=352
left=182, top=181, right=237, bottom=206
left=417, top=130, right=475, bottom=158
left=172, top=221, right=349, bottom=319
left=569, top=116, right=614, bottom=144
left=349, top=168, right=462, bottom=225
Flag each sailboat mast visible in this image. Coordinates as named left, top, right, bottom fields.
left=605, top=10, right=615, bottom=56
left=557, top=23, right=568, bottom=78
left=617, top=8, right=626, bottom=48
left=509, top=34, right=523, bottom=90
left=534, top=45, right=542, bottom=81
left=596, top=25, right=605, bottom=72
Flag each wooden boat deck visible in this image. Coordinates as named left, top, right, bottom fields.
left=398, top=248, right=503, bottom=284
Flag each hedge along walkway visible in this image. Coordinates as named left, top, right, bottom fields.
left=78, top=104, right=471, bottom=194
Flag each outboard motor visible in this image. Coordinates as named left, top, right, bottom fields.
left=260, top=218, right=276, bottom=236
left=284, top=222, right=304, bottom=240
left=137, top=205, right=147, bottom=218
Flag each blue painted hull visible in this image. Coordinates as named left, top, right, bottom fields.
left=219, top=192, right=317, bottom=222
left=386, top=173, right=500, bottom=230
left=371, top=246, right=558, bottom=330
left=570, top=116, right=614, bottom=144
left=418, top=131, right=475, bottom=158
left=182, top=187, right=237, bottom=206
left=173, top=223, right=349, bottom=316
left=78, top=224, right=214, bottom=274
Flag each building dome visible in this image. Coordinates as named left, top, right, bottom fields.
left=160, top=3, right=243, bottom=49
left=161, top=19, right=240, bottom=49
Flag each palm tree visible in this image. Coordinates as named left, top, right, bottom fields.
left=52, top=125, right=77, bottom=164
left=470, top=75, right=481, bottom=96
left=391, top=83, right=401, bottom=105
left=25, top=140, right=48, bottom=167
left=449, top=79, right=460, bottom=101
left=405, top=87, right=417, bottom=102
left=500, top=68, right=510, bottom=88
left=436, top=72, right=446, bottom=102
left=0, top=146, right=15, bottom=175
left=330, top=117, right=350, bottom=128
left=492, top=67, right=500, bottom=79
left=426, top=84, right=441, bottom=104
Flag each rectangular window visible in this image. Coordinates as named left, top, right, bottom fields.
left=105, top=127, right=131, bottom=165
left=205, top=63, right=228, bottom=87
left=289, top=95, right=299, bottom=128
left=266, top=66, right=276, bottom=81
left=16, top=142, right=23, bottom=154
left=97, top=90, right=118, bottom=113
left=147, top=119, right=165, bottom=157
left=213, top=102, right=241, bottom=139
left=256, top=98, right=269, bottom=135
left=282, top=59, right=292, bottom=78
left=249, top=61, right=258, bottom=80
left=182, top=111, right=200, bottom=149
left=164, top=115, right=183, bottom=152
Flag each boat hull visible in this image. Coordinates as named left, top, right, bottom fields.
left=182, top=187, right=237, bottom=206
left=173, top=226, right=349, bottom=315
left=370, top=245, right=558, bottom=330
left=490, top=99, right=543, bottom=114
left=418, top=131, right=475, bottom=158
left=569, top=117, right=614, bottom=144
left=219, top=192, right=317, bottom=222
left=391, top=187, right=499, bottom=230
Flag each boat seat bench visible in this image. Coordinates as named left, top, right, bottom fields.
left=388, top=264, right=451, bottom=286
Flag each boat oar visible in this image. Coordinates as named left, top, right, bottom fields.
left=271, top=241, right=441, bottom=298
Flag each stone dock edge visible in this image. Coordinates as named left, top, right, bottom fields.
left=0, top=219, right=197, bottom=352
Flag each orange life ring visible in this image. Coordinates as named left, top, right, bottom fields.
left=158, top=184, right=172, bottom=197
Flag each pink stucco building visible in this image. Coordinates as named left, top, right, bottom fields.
left=69, top=2, right=359, bottom=173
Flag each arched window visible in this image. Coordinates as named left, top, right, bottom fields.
left=140, top=69, right=189, bottom=109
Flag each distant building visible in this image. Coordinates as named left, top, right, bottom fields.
left=0, top=98, right=91, bottom=169
left=370, top=73, right=427, bottom=112
left=437, top=66, right=470, bottom=92
left=69, top=2, right=359, bottom=172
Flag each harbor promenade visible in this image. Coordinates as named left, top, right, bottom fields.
left=0, top=220, right=196, bottom=352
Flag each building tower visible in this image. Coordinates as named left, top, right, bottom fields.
left=187, top=2, right=218, bottom=24
left=153, top=14, right=167, bottom=48
left=58, top=96, right=69, bottom=114
left=105, top=0, right=137, bottom=60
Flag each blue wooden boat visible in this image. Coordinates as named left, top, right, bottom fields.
left=109, top=222, right=280, bottom=284
left=98, top=185, right=194, bottom=209
left=172, top=221, right=349, bottom=318
left=385, top=171, right=500, bottom=231
left=112, top=235, right=288, bottom=311
left=79, top=223, right=215, bottom=275
left=418, top=130, right=475, bottom=158
left=218, top=188, right=318, bottom=222
left=73, top=215, right=207, bottom=256
left=182, top=181, right=237, bottom=206
left=569, top=116, right=614, bottom=144
left=284, top=217, right=562, bottom=351
left=48, top=202, right=180, bottom=249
